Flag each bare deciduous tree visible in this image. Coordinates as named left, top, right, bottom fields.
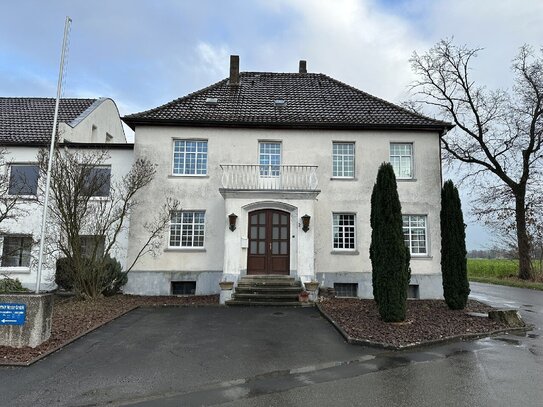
left=38, top=147, right=179, bottom=298
left=410, top=40, right=543, bottom=280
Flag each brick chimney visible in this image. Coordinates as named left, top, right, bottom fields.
left=229, top=55, right=240, bottom=86
left=299, top=60, right=307, bottom=74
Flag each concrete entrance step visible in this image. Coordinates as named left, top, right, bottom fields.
left=227, top=275, right=305, bottom=307
left=225, top=300, right=313, bottom=307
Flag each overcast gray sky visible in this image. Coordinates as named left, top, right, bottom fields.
left=2, top=0, right=542, bottom=249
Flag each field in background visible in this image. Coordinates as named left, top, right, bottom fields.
left=467, top=258, right=543, bottom=290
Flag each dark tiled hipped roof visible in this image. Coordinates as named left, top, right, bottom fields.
left=0, top=97, right=97, bottom=145
left=123, top=72, right=451, bottom=131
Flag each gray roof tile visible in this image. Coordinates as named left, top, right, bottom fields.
left=0, top=97, right=97, bottom=145
left=123, top=72, right=451, bottom=131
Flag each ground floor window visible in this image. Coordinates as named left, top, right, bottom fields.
left=1, top=235, right=32, bottom=267
left=402, top=215, right=427, bottom=255
left=332, top=213, right=356, bottom=250
left=169, top=211, right=206, bottom=247
left=79, top=235, right=105, bottom=258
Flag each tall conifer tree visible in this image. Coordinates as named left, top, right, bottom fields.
left=441, top=180, right=470, bottom=309
left=370, top=163, right=410, bottom=322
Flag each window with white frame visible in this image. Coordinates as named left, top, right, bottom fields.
left=169, top=211, right=205, bottom=247
left=390, top=143, right=413, bottom=179
left=332, top=213, right=356, bottom=250
left=259, top=142, right=281, bottom=177
left=82, top=166, right=111, bottom=197
left=172, top=140, right=208, bottom=175
left=332, top=142, right=355, bottom=178
left=1, top=235, right=32, bottom=267
left=8, top=164, right=39, bottom=196
left=79, top=235, right=105, bottom=258
left=402, top=215, right=427, bottom=255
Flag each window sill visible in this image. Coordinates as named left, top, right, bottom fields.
left=88, top=196, right=110, bottom=201
left=330, top=177, right=357, bottom=181
left=0, top=267, right=31, bottom=274
left=410, top=255, right=432, bottom=260
left=164, top=248, right=206, bottom=253
left=331, top=250, right=359, bottom=255
left=5, top=195, right=38, bottom=201
left=168, top=175, right=209, bottom=179
left=397, top=178, right=417, bottom=182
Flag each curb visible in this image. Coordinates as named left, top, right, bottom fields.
left=316, top=303, right=532, bottom=351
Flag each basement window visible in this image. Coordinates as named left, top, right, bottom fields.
left=171, top=281, right=196, bottom=295
left=274, top=99, right=286, bottom=107
left=205, top=97, right=218, bottom=105
left=407, top=284, right=420, bottom=299
left=334, top=283, right=358, bottom=298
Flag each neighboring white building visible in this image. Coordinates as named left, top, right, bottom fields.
left=122, top=56, right=453, bottom=301
left=0, top=97, right=132, bottom=290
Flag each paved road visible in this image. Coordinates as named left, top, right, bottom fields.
left=1, top=284, right=542, bottom=406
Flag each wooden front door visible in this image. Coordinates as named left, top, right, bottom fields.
left=247, top=209, right=290, bottom=275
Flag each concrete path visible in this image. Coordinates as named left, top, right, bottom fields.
left=1, top=283, right=542, bottom=406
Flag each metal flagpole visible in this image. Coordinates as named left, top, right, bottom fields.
left=35, top=16, right=72, bottom=293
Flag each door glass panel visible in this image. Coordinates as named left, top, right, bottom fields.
left=272, top=242, right=279, bottom=254
left=259, top=212, right=265, bottom=224
left=281, top=214, right=288, bottom=225
left=273, top=213, right=279, bottom=224
left=259, top=227, right=266, bottom=239
left=251, top=226, right=257, bottom=238
left=281, top=227, right=287, bottom=239
left=272, top=227, right=279, bottom=239
left=251, top=215, right=257, bottom=225
left=280, top=242, right=287, bottom=254
left=250, top=241, right=257, bottom=254
left=259, top=242, right=265, bottom=254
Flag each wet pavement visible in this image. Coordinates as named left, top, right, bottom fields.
left=1, top=283, right=542, bottom=406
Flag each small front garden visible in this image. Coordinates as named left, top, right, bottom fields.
left=318, top=298, right=516, bottom=349
left=0, top=294, right=218, bottom=365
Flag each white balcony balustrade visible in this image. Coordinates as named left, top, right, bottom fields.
left=220, top=165, right=318, bottom=191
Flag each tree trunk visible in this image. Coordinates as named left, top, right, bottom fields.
left=515, top=193, right=533, bottom=280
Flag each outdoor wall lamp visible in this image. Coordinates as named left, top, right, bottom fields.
left=301, top=214, right=311, bottom=232
left=228, top=213, right=238, bottom=231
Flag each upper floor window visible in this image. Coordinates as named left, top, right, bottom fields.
left=8, top=164, right=39, bottom=196
left=403, top=215, right=427, bottom=255
left=82, top=166, right=111, bottom=197
left=390, top=143, right=413, bottom=179
left=1, top=235, right=32, bottom=267
left=259, top=142, right=281, bottom=177
left=169, top=210, right=206, bottom=248
left=332, top=142, right=354, bottom=178
left=173, top=140, right=208, bottom=176
left=332, top=213, right=356, bottom=250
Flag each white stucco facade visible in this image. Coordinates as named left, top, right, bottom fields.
left=124, top=125, right=444, bottom=299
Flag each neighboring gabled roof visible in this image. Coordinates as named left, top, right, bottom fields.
left=0, top=97, right=100, bottom=145
left=123, top=72, right=452, bottom=131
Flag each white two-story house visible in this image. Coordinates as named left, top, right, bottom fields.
left=122, top=56, right=452, bottom=301
left=0, top=97, right=132, bottom=290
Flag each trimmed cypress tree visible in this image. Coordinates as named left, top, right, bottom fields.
left=441, top=180, right=470, bottom=309
left=370, top=162, right=411, bottom=322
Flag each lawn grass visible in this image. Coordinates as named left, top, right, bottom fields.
left=467, top=258, right=543, bottom=291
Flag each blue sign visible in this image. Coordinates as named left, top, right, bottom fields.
left=0, top=303, right=26, bottom=325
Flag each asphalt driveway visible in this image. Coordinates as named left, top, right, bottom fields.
left=0, top=306, right=376, bottom=406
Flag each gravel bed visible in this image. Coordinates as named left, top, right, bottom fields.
left=0, top=294, right=219, bottom=365
left=319, top=298, right=511, bottom=348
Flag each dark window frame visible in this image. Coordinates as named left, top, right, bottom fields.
left=8, top=164, right=39, bottom=196
left=1, top=235, right=33, bottom=267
